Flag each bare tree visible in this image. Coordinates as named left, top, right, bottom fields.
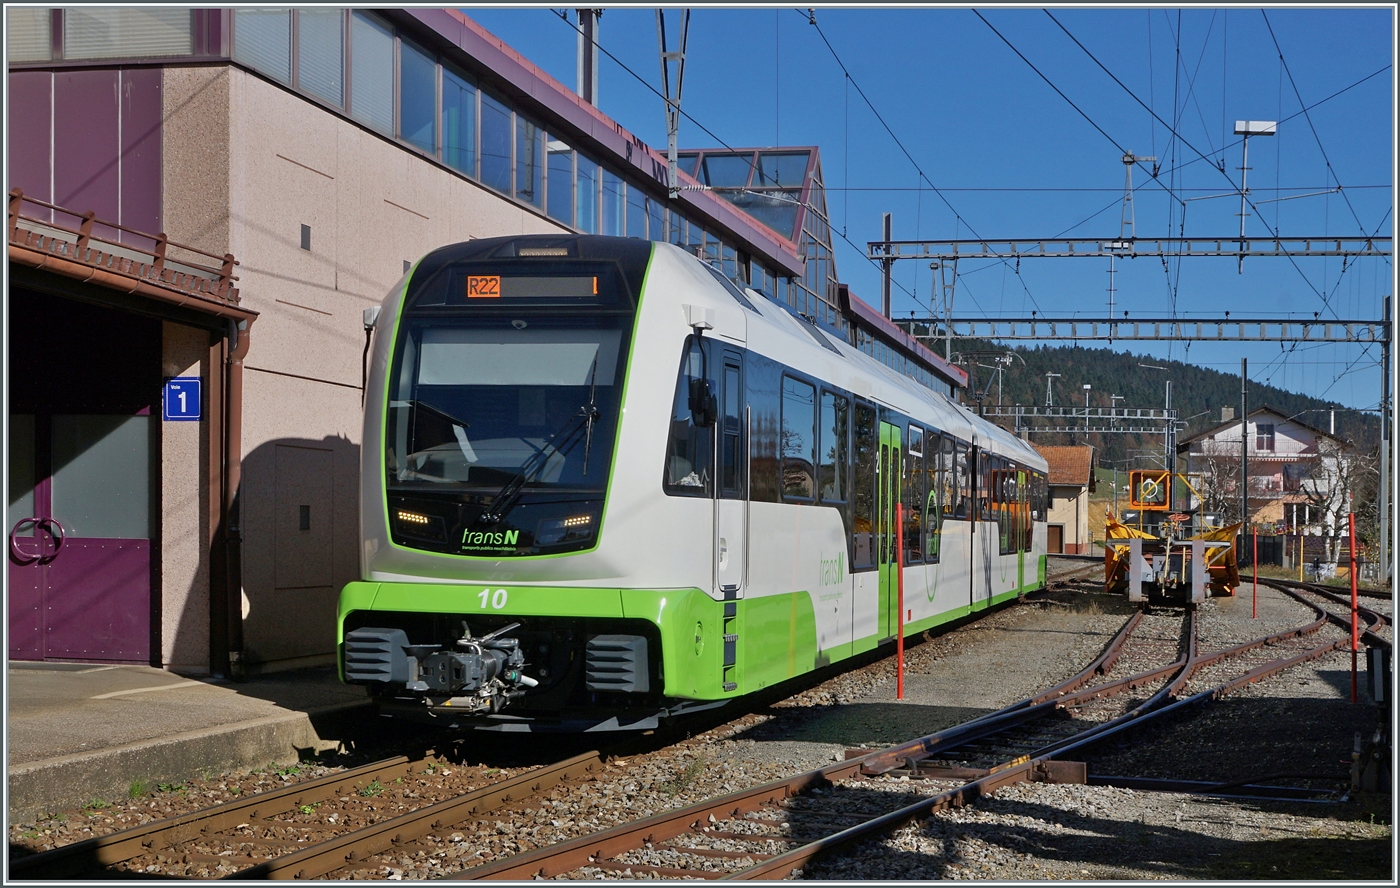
left=1298, top=439, right=1375, bottom=564
left=1190, top=448, right=1243, bottom=523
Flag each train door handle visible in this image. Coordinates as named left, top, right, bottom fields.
left=37, top=517, right=66, bottom=563
left=9, top=518, right=42, bottom=565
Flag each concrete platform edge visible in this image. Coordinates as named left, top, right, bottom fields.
left=8, top=701, right=374, bottom=824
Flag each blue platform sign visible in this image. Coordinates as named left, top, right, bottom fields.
left=163, top=377, right=202, bottom=422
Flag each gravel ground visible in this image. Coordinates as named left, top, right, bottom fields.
left=9, top=567, right=1392, bottom=880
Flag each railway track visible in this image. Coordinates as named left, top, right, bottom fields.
left=12, top=577, right=1381, bottom=880
left=444, top=583, right=1385, bottom=880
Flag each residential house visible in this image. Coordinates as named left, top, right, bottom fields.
left=1176, top=406, right=1352, bottom=536
left=1032, top=444, right=1096, bottom=554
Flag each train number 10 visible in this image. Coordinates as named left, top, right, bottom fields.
left=478, top=588, right=508, bottom=609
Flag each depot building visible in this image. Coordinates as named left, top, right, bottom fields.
left=6, top=7, right=964, bottom=676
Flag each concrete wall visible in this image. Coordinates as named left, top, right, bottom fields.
left=159, top=322, right=212, bottom=673
left=206, top=67, right=570, bottom=671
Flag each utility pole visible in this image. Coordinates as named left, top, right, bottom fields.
left=1083, top=384, right=1091, bottom=443
left=881, top=213, right=893, bottom=318
left=1108, top=152, right=1155, bottom=321
left=1045, top=372, right=1060, bottom=408
left=656, top=10, right=690, bottom=199
left=576, top=9, right=602, bottom=105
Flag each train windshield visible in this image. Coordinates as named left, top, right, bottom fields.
left=383, top=263, right=635, bottom=557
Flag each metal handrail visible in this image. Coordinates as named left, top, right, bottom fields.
left=8, top=188, right=240, bottom=303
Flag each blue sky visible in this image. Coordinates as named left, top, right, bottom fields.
left=463, top=6, right=1394, bottom=413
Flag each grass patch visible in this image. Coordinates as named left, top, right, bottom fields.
left=357, top=779, right=384, bottom=798
left=660, top=756, right=707, bottom=797
left=127, top=780, right=148, bottom=799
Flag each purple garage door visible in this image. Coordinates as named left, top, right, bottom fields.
left=8, top=291, right=158, bottom=663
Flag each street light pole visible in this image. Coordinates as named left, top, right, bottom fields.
left=1083, top=384, right=1091, bottom=444
left=1234, top=120, right=1278, bottom=274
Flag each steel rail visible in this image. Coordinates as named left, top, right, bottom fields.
left=231, top=750, right=607, bottom=880
left=7, top=755, right=420, bottom=878
left=725, top=602, right=1354, bottom=880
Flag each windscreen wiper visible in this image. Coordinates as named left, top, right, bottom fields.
left=478, top=359, right=601, bottom=527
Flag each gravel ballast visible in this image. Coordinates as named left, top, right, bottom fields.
left=9, top=567, right=1391, bottom=880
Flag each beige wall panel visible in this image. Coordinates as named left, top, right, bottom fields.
left=228, top=71, right=358, bottom=388
left=238, top=369, right=359, bottom=669
left=160, top=322, right=211, bottom=673
left=162, top=66, right=230, bottom=257
left=221, top=63, right=585, bottom=669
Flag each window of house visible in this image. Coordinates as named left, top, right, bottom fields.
left=297, top=8, right=344, bottom=107
left=479, top=90, right=512, bottom=194
left=399, top=37, right=436, bottom=153
left=626, top=184, right=647, bottom=239
left=546, top=137, right=574, bottom=225
left=9, top=7, right=52, bottom=62
left=602, top=170, right=624, bottom=236
left=576, top=153, right=599, bottom=234
left=1256, top=423, right=1275, bottom=452
left=441, top=65, right=477, bottom=176
left=67, top=7, right=192, bottom=59
left=349, top=11, right=394, bottom=134
left=515, top=115, right=543, bottom=207
left=648, top=198, right=663, bottom=241
left=233, top=8, right=292, bottom=82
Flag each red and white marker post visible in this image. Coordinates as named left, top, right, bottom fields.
left=896, top=502, right=905, bottom=700
left=1350, top=512, right=1359, bottom=704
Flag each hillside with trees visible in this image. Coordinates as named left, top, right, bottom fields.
left=942, top=341, right=1381, bottom=466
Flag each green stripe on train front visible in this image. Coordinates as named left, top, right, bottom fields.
left=344, top=581, right=820, bottom=700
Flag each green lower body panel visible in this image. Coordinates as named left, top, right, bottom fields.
left=338, top=582, right=822, bottom=702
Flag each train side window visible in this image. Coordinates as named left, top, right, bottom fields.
left=904, top=425, right=924, bottom=564
left=818, top=390, right=848, bottom=503
left=662, top=336, right=713, bottom=496
left=780, top=375, right=816, bottom=500
left=720, top=358, right=744, bottom=497
left=926, top=431, right=943, bottom=562
left=745, top=351, right=781, bottom=503
left=851, top=402, right=877, bottom=568
left=979, top=450, right=993, bottom=523
left=953, top=441, right=970, bottom=520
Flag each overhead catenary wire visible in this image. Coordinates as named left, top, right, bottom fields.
left=1261, top=10, right=1372, bottom=240
left=546, top=6, right=929, bottom=309
left=1041, top=10, right=1387, bottom=320
left=801, top=8, right=1040, bottom=315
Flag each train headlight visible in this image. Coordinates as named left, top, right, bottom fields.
left=395, top=509, right=446, bottom=542
left=535, top=513, right=595, bottom=546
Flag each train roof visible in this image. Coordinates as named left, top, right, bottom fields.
left=650, top=243, right=1046, bottom=472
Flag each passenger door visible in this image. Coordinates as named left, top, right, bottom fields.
left=878, top=421, right=902, bottom=641
left=714, top=350, right=746, bottom=692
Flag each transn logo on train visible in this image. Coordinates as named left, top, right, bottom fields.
left=466, top=275, right=501, bottom=298
left=461, top=529, right=519, bottom=551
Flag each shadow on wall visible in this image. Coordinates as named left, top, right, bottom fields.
left=237, top=433, right=362, bottom=675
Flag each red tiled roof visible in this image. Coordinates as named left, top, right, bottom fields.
left=1032, top=444, right=1095, bottom=487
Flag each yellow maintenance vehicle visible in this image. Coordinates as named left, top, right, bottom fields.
left=1104, top=470, right=1240, bottom=604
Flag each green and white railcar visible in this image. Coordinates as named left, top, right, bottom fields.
left=339, top=235, right=1048, bottom=730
